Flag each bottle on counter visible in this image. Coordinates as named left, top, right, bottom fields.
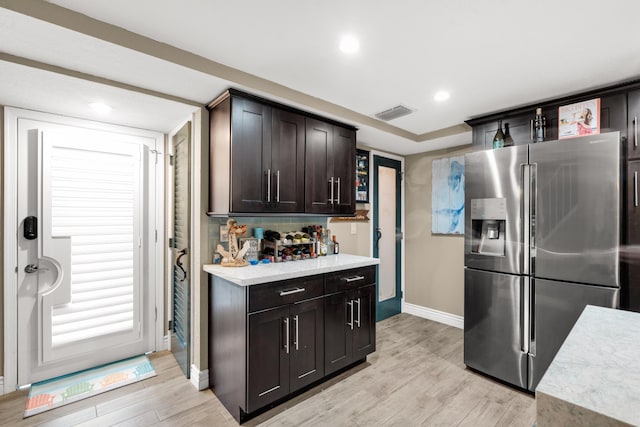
left=327, top=229, right=334, bottom=255
left=332, top=235, right=339, bottom=254
left=320, top=228, right=328, bottom=256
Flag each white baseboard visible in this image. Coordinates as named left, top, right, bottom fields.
left=0, top=376, right=4, bottom=395
left=163, top=335, right=170, bottom=351
left=403, top=302, right=464, bottom=329
left=190, top=364, right=209, bottom=391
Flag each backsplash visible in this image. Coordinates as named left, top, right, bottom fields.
left=207, top=216, right=328, bottom=263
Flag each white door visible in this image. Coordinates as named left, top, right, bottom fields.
left=16, top=120, right=157, bottom=385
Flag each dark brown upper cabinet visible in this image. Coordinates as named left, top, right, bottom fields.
left=305, top=118, right=356, bottom=215
left=208, top=89, right=356, bottom=215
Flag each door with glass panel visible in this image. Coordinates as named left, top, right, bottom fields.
left=373, top=155, right=402, bottom=321
left=17, top=122, right=156, bottom=385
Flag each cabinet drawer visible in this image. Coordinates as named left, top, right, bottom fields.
left=248, top=275, right=324, bottom=312
left=325, top=266, right=376, bottom=294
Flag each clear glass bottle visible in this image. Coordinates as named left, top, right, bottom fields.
left=326, top=229, right=334, bottom=255
left=319, top=228, right=327, bottom=256
left=492, top=120, right=505, bottom=149
left=332, top=235, right=339, bottom=254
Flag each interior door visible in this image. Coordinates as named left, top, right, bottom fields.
left=170, top=122, right=191, bottom=377
left=17, top=123, right=154, bottom=385
left=373, top=155, right=402, bottom=321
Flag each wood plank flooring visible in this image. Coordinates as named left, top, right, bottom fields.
left=0, top=313, right=535, bottom=426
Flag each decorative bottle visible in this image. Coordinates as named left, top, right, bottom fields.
left=327, top=229, right=335, bottom=256
left=503, top=123, right=514, bottom=147
left=492, top=120, right=505, bottom=149
left=532, top=108, right=546, bottom=143
left=332, top=235, right=339, bottom=254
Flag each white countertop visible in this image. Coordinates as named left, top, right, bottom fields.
left=536, top=305, right=640, bottom=426
left=203, top=253, right=379, bottom=286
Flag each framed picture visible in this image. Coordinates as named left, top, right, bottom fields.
left=558, top=98, right=600, bottom=139
left=356, top=149, right=369, bottom=203
left=432, top=155, right=465, bottom=235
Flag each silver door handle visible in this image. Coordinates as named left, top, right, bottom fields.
left=355, top=298, right=361, bottom=328
left=293, top=315, right=299, bottom=351
left=336, top=177, right=341, bottom=205
left=635, top=116, right=638, bottom=148
left=284, top=317, right=290, bottom=354
left=329, top=177, right=335, bottom=204
left=266, top=169, right=271, bottom=203
left=635, top=171, right=638, bottom=207
left=24, top=264, right=49, bottom=274
left=276, top=170, right=280, bottom=203
left=279, top=287, right=305, bottom=296
left=347, top=299, right=354, bottom=330
left=343, top=276, right=365, bottom=283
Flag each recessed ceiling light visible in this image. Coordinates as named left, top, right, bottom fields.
left=339, top=35, right=360, bottom=54
left=89, top=102, right=112, bottom=114
left=434, top=91, right=450, bottom=102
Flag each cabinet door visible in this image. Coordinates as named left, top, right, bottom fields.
left=324, top=292, right=352, bottom=375
left=305, top=118, right=333, bottom=214
left=289, top=298, right=324, bottom=392
left=629, top=90, right=640, bottom=159
left=230, top=97, right=271, bottom=212
left=271, top=109, right=305, bottom=212
left=333, top=126, right=356, bottom=214
left=352, top=284, right=376, bottom=360
left=247, top=305, right=289, bottom=412
left=624, top=160, right=640, bottom=312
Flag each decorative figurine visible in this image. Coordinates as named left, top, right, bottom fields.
left=216, top=218, right=250, bottom=267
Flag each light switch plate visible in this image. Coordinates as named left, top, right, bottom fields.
left=350, top=223, right=357, bottom=234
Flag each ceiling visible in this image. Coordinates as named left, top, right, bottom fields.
left=2, top=1, right=640, bottom=155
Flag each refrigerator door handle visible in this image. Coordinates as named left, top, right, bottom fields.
left=530, top=163, right=537, bottom=266
left=522, top=164, right=531, bottom=275
left=521, top=277, right=530, bottom=354
left=529, top=279, right=536, bottom=356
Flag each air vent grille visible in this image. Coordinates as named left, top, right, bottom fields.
left=374, top=105, right=414, bottom=121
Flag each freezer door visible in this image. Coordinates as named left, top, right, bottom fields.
left=464, top=268, right=527, bottom=389
left=529, top=132, right=620, bottom=287
left=464, top=145, right=528, bottom=275
left=528, top=278, right=619, bottom=391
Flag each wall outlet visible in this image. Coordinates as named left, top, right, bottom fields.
left=350, top=223, right=357, bottom=234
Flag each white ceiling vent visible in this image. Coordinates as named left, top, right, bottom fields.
left=374, top=104, right=414, bottom=121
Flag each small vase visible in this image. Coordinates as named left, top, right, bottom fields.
left=492, top=120, right=505, bottom=149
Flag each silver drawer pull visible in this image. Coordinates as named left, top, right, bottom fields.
left=343, top=276, right=365, bottom=283
left=279, top=287, right=306, bottom=296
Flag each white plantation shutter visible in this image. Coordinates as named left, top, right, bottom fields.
left=43, top=135, right=142, bottom=351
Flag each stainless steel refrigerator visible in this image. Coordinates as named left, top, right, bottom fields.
left=463, top=132, right=620, bottom=391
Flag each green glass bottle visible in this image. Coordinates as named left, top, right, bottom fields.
left=492, top=120, right=505, bottom=149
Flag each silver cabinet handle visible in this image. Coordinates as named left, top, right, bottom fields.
left=530, top=119, right=533, bottom=142
left=355, top=298, right=361, bottom=328
left=346, top=299, right=354, bottom=330
left=284, top=317, right=290, bottom=354
left=328, top=177, right=335, bottom=204
left=276, top=170, right=280, bottom=203
left=336, top=177, right=341, bottom=205
left=635, top=116, right=638, bottom=148
left=266, top=169, right=271, bottom=203
left=343, top=276, right=365, bottom=283
left=279, top=287, right=305, bottom=296
left=635, top=171, right=638, bottom=207
left=293, top=315, right=299, bottom=351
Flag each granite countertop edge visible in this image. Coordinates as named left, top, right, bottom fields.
left=203, top=254, right=380, bottom=286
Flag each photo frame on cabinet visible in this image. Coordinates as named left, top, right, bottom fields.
left=558, top=98, right=601, bottom=139
left=356, top=149, right=369, bottom=203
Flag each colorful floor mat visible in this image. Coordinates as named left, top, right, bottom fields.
left=24, top=354, right=156, bottom=418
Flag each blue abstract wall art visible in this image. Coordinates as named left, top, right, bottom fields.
left=432, top=156, right=465, bottom=235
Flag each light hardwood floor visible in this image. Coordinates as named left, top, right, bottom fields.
left=0, top=313, right=536, bottom=426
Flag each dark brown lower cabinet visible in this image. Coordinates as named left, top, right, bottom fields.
left=325, top=284, right=376, bottom=375
left=209, top=265, right=377, bottom=423
left=624, top=160, right=640, bottom=311
left=247, top=298, right=324, bottom=412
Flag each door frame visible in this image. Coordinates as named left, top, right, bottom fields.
left=368, top=150, right=405, bottom=316
left=3, top=107, right=165, bottom=393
